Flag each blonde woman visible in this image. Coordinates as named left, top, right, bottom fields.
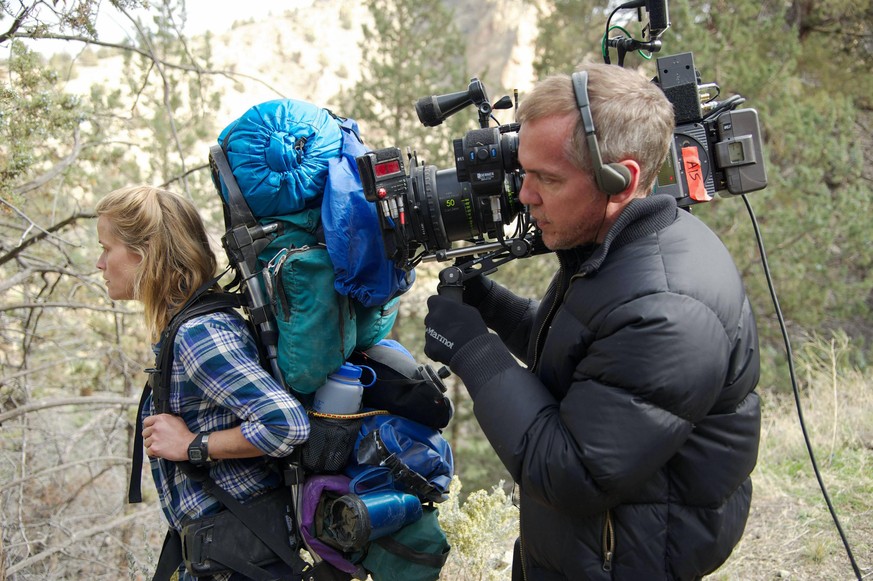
left=96, top=185, right=309, bottom=580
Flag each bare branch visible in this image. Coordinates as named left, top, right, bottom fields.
left=0, top=264, right=105, bottom=296
left=0, top=3, right=36, bottom=44
left=0, top=456, right=131, bottom=493
left=12, top=127, right=84, bottom=197
left=115, top=5, right=190, bottom=196
left=0, top=301, right=136, bottom=314
left=0, top=396, right=139, bottom=425
left=159, top=161, right=211, bottom=190
left=0, top=211, right=96, bottom=268
left=5, top=508, right=155, bottom=575
left=0, top=355, right=82, bottom=388
left=5, top=32, right=288, bottom=97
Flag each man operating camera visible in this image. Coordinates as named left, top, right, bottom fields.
left=424, top=63, right=761, bottom=580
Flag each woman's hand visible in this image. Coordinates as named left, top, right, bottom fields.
left=142, top=413, right=195, bottom=461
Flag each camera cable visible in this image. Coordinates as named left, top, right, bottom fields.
left=743, top=194, right=863, bottom=580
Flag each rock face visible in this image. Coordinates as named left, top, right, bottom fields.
left=204, top=0, right=539, bottom=119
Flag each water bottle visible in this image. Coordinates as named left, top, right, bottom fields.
left=324, top=491, right=423, bottom=552
left=312, top=362, right=374, bottom=414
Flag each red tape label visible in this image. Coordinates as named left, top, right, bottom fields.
left=682, top=146, right=711, bottom=202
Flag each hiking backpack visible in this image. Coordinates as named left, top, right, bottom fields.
left=205, top=98, right=453, bottom=579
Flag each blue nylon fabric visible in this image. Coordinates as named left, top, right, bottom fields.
left=348, top=414, right=454, bottom=500
left=321, top=117, right=415, bottom=307
left=217, top=99, right=343, bottom=217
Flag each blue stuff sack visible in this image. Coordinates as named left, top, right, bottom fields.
left=322, top=117, right=415, bottom=308
left=218, top=99, right=343, bottom=217
left=346, top=415, right=453, bottom=504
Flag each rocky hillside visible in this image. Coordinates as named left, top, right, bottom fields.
left=198, top=0, right=538, bottom=123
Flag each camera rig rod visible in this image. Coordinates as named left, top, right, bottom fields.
left=607, top=35, right=662, bottom=66
left=435, top=234, right=541, bottom=301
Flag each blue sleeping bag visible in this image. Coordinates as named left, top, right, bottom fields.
left=217, top=99, right=343, bottom=217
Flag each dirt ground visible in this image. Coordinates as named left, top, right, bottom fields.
left=708, top=492, right=872, bottom=580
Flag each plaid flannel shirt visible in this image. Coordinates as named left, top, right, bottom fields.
left=145, top=311, right=309, bottom=532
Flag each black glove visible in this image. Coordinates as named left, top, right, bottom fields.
left=424, top=294, right=490, bottom=366
left=462, top=273, right=494, bottom=308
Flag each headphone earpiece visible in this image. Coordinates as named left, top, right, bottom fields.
left=598, top=163, right=632, bottom=195
left=571, top=71, right=631, bottom=196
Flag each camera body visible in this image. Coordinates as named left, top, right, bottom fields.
left=653, top=52, right=767, bottom=206
left=356, top=85, right=528, bottom=272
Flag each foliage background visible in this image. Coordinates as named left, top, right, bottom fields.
left=0, top=0, right=870, bottom=578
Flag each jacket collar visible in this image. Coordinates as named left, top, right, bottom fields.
left=559, top=193, right=678, bottom=276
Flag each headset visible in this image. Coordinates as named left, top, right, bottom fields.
left=571, top=70, right=632, bottom=195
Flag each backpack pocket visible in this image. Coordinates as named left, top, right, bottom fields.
left=264, top=244, right=355, bottom=396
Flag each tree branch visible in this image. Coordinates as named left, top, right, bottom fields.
left=0, top=456, right=131, bottom=493
left=0, top=301, right=136, bottom=314
left=5, top=508, right=154, bottom=575
left=0, top=3, right=36, bottom=44
left=0, top=396, right=139, bottom=425
left=12, top=126, right=84, bottom=197
left=159, top=161, right=211, bottom=189
left=0, top=211, right=96, bottom=269
left=0, top=355, right=81, bottom=388
left=6, top=32, right=288, bottom=97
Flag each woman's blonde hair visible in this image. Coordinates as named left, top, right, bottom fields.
left=95, top=186, right=217, bottom=340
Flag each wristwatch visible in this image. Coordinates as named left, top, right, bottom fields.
left=187, top=432, right=210, bottom=466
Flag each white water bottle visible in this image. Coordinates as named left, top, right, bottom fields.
left=313, top=363, right=372, bottom=415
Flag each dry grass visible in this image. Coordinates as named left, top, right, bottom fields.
left=709, top=333, right=873, bottom=580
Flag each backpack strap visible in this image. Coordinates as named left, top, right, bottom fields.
left=152, top=529, right=184, bottom=581
left=128, top=282, right=241, bottom=503
left=372, top=535, right=449, bottom=569
left=181, top=467, right=308, bottom=577
left=209, top=138, right=255, bottom=232
left=152, top=291, right=244, bottom=414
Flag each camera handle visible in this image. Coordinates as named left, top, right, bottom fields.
left=435, top=234, right=547, bottom=302
left=437, top=266, right=465, bottom=302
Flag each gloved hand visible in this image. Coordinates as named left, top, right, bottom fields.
left=424, top=294, right=490, bottom=366
left=462, top=273, right=494, bottom=308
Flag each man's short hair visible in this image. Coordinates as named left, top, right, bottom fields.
left=517, top=63, right=675, bottom=193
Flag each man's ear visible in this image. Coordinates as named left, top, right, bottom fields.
left=607, top=159, right=642, bottom=202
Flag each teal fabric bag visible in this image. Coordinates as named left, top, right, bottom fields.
left=353, top=297, right=400, bottom=352
left=259, top=208, right=396, bottom=395
left=260, top=209, right=355, bottom=396
left=361, top=506, right=450, bottom=581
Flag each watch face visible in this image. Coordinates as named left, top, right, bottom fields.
left=188, top=433, right=208, bottom=464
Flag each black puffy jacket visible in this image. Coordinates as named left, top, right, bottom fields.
left=451, top=194, right=761, bottom=580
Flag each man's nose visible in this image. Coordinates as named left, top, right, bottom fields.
left=519, top=182, right=538, bottom=206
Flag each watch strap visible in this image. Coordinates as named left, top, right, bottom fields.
left=187, top=432, right=210, bottom=466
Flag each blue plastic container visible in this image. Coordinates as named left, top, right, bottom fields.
left=326, top=491, right=423, bottom=552
left=313, top=363, right=374, bottom=414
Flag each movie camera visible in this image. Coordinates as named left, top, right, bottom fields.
left=356, top=78, right=538, bottom=287
left=356, top=0, right=767, bottom=289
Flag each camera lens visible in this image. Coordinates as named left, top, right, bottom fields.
left=408, top=166, right=475, bottom=251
